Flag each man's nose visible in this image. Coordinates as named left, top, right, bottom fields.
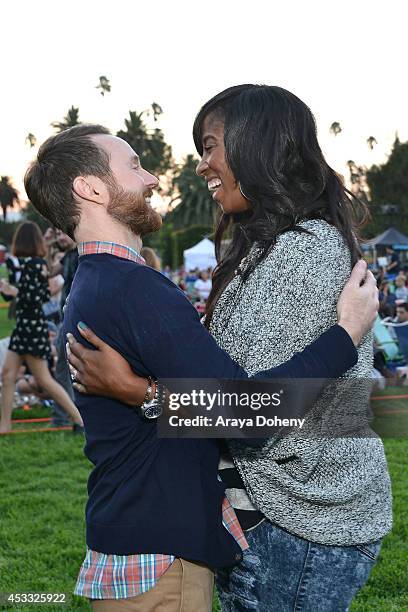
left=143, top=170, right=159, bottom=189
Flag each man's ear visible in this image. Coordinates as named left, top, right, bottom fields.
left=72, top=176, right=108, bottom=204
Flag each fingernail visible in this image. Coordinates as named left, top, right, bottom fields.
left=66, top=333, right=74, bottom=345
left=78, top=321, right=88, bottom=330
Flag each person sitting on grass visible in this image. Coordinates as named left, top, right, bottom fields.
left=395, top=276, right=408, bottom=302
left=395, top=302, right=408, bottom=324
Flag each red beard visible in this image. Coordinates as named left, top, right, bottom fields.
left=107, top=185, right=162, bottom=236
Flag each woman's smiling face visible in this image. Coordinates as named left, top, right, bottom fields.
left=196, top=113, right=250, bottom=214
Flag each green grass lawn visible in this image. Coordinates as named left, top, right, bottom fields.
left=0, top=428, right=407, bottom=612
left=0, top=287, right=407, bottom=611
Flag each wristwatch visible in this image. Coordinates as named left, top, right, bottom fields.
left=139, top=379, right=164, bottom=420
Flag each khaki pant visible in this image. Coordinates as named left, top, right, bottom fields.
left=90, top=558, right=214, bottom=612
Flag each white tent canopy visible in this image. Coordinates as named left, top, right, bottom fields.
left=183, top=238, right=216, bottom=271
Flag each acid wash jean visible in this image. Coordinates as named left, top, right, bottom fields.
left=216, top=520, right=381, bottom=612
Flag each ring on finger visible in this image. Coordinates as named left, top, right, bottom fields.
left=73, top=382, right=86, bottom=394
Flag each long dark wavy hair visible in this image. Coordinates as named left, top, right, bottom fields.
left=193, top=84, right=369, bottom=328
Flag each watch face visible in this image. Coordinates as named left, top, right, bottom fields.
left=142, top=403, right=162, bottom=420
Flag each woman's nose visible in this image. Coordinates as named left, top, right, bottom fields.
left=196, top=158, right=208, bottom=177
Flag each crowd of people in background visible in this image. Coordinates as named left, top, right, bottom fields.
left=375, top=247, right=408, bottom=318
left=0, top=222, right=83, bottom=433
left=1, top=221, right=407, bottom=433
left=162, top=264, right=213, bottom=314
left=373, top=246, right=408, bottom=382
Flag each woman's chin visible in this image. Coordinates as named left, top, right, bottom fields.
left=215, top=197, right=233, bottom=214
left=213, top=198, right=226, bottom=213
left=219, top=204, right=231, bottom=215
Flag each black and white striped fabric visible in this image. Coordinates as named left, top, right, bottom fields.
left=218, top=450, right=264, bottom=531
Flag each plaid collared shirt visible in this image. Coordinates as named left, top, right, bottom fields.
left=78, top=241, right=146, bottom=265
left=75, top=241, right=248, bottom=600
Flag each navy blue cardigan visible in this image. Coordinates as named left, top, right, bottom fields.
left=63, top=254, right=357, bottom=568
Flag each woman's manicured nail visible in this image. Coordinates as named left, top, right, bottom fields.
left=78, top=321, right=88, bottom=330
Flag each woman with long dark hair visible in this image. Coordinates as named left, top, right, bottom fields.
left=0, top=222, right=83, bottom=433
left=64, top=86, right=390, bottom=611
left=193, top=85, right=365, bottom=325
left=188, top=85, right=391, bottom=610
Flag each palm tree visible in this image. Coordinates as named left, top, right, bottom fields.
left=347, top=160, right=360, bottom=186
left=367, top=136, right=377, bottom=150
left=96, top=75, right=111, bottom=96
left=347, top=161, right=369, bottom=204
left=51, top=106, right=81, bottom=132
left=330, top=122, right=342, bottom=136
left=0, top=176, right=20, bottom=221
left=117, top=109, right=172, bottom=179
left=25, top=133, right=37, bottom=148
left=151, top=102, right=163, bottom=122
left=167, top=155, right=216, bottom=229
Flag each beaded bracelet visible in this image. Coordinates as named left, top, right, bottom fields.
left=142, top=376, right=154, bottom=405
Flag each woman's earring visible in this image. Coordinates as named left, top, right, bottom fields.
left=238, top=182, right=250, bottom=201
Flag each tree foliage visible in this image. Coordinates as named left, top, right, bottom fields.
left=25, top=133, right=37, bottom=148
left=170, top=225, right=214, bottom=268
left=167, top=155, right=217, bottom=230
left=23, top=202, right=51, bottom=232
left=116, top=106, right=172, bottom=179
left=365, top=137, right=408, bottom=235
left=51, top=106, right=81, bottom=132
left=0, top=220, right=22, bottom=246
left=0, top=176, right=19, bottom=221
left=347, top=160, right=369, bottom=205
left=96, top=75, right=111, bottom=96
left=330, top=121, right=342, bottom=136
left=367, top=136, right=377, bottom=150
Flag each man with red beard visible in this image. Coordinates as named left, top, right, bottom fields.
left=24, top=125, right=375, bottom=611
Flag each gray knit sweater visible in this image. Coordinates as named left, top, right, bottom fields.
left=210, top=219, right=393, bottom=545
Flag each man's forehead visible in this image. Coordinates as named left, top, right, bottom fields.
left=91, top=134, right=137, bottom=159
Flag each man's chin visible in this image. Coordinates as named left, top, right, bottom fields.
left=140, top=210, right=163, bottom=236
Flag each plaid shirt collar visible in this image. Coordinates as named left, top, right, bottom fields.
left=78, top=241, right=145, bottom=265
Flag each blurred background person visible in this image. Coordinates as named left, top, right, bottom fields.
left=1, top=248, right=23, bottom=320
left=185, top=267, right=199, bottom=300
left=396, top=302, right=408, bottom=324
left=194, top=269, right=212, bottom=301
left=379, top=280, right=396, bottom=318
left=395, top=275, right=408, bottom=302
left=385, top=246, right=400, bottom=276
left=140, top=246, right=161, bottom=271
left=0, top=222, right=82, bottom=434
left=46, top=230, right=79, bottom=427
left=162, top=264, right=172, bottom=279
